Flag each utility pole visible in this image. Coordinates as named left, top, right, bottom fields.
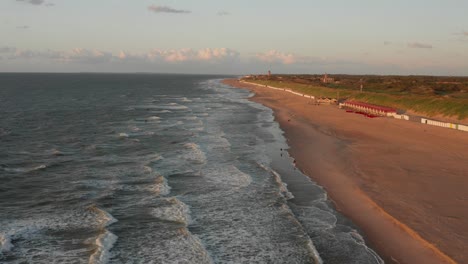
left=360, top=78, right=364, bottom=93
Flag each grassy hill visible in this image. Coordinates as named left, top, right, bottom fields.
left=242, top=75, right=468, bottom=120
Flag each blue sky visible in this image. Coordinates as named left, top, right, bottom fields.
left=1, top=0, right=468, bottom=75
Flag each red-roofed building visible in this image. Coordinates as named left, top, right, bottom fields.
left=341, top=101, right=397, bottom=117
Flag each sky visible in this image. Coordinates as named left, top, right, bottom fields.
left=1, top=0, right=468, bottom=75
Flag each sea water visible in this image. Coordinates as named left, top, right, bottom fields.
left=0, top=74, right=382, bottom=263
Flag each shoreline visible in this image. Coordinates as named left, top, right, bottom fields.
left=223, top=79, right=468, bottom=264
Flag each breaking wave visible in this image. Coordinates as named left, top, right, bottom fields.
left=88, top=230, right=118, bottom=264
left=151, top=198, right=191, bottom=225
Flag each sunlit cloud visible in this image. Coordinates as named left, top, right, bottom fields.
left=147, top=5, right=191, bottom=14
left=255, top=50, right=313, bottom=64
left=4, top=47, right=240, bottom=64
left=145, top=48, right=239, bottom=62
left=407, top=42, right=433, bottom=49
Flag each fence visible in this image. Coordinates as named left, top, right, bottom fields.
left=240, top=81, right=315, bottom=99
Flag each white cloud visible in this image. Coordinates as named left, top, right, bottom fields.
left=407, top=42, right=433, bottom=49
left=147, top=5, right=191, bottom=14
left=5, top=47, right=240, bottom=64
left=217, top=11, right=230, bottom=16
left=143, top=48, right=239, bottom=63
left=255, top=50, right=312, bottom=64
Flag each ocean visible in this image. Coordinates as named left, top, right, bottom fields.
left=0, top=74, right=382, bottom=264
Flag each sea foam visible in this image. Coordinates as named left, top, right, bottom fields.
left=88, top=230, right=118, bottom=264
left=0, top=233, right=13, bottom=253
left=183, top=143, right=207, bottom=164
left=271, top=170, right=295, bottom=200
left=151, top=198, right=191, bottom=225
left=151, top=176, right=171, bottom=196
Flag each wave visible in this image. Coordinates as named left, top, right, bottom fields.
left=0, top=233, right=13, bottom=253
left=271, top=169, right=295, bottom=200
left=257, top=163, right=294, bottom=199
left=180, top=97, right=192, bottom=102
left=87, top=205, right=118, bottom=227
left=153, top=110, right=172, bottom=114
left=204, top=165, right=252, bottom=189
left=143, top=166, right=153, bottom=174
left=151, top=198, right=191, bottom=225
left=88, top=230, right=118, bottom=264
left=183, top=143, right=207, bottom=164
left=151, top=176, right=171, bottom=196
left=148, top=116, right=161, bottom=121
left=118, top=133, right=129, bottom=138
left=87, top=207, right=118, bottom=264
left=1, top=164, right=47, bottom=173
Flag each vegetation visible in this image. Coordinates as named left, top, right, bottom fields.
left=243, top=74, right=468, bottom=120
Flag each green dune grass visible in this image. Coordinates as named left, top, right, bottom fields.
left=244, top=79, right=468, bottom=120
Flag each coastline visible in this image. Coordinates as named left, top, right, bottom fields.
left=223, top=79, right=468, bottom=264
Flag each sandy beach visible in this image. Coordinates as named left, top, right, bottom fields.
left=224, top=79, right=468, bottom=264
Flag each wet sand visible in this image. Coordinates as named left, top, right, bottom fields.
left=223, top=79, right=468, bottom=264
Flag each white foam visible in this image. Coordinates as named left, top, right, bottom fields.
left=87, top=205, right=118, bottom=227
left=151, top=176, right=171, bottom=196
left=148, top=116, right=161, bottom=121
left=0, top=233, right=13, bottom=253
left=183, top=143, right=207, bottom=164
left=180, top=97, right=192, bottom=102
left=88, top=230, right=118, bottom=264
left=118, top=133, right=129, bottom=138
left=143, top=166, right=153, bottom=174
left=271, top=170, right=295, bottom=200
left=205, top=165, right=252, bottom=189
left=153, top=110, right=171, bottom=113
left=2, top=164, right=47, bottom=173
left=153, top=103, right=188, bottom=110
left=151, top=198, right=191, bottom=225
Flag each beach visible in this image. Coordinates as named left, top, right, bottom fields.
left=224, top=79, right=468, bottom=264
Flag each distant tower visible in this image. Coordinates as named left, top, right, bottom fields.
left=323, top=73, right=328, bottom=83
left=268, top=70, right=271, bottom=77
left=360, top=79, right=364, bottom=92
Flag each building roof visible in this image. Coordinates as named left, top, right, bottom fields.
left=345, top=101, right=397, bottom=113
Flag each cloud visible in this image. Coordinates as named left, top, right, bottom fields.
left=217, top=11, right=230, bottom=16
left=17, top=25, right=29, bottom=29
left=255, top=50, right=316, bottom=65
left=5, top=47, right=240, bottom=65
left=16, top=0, right=54, bottom=6
left=383, top=41, right=392, bottom=46
left=407, top=42, right=433, bottom=49
left=148, top=5, right=191, bottom=14
left=16, top=0, right=44, bottom=5
left=144, top=48, right=239, bottom=63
